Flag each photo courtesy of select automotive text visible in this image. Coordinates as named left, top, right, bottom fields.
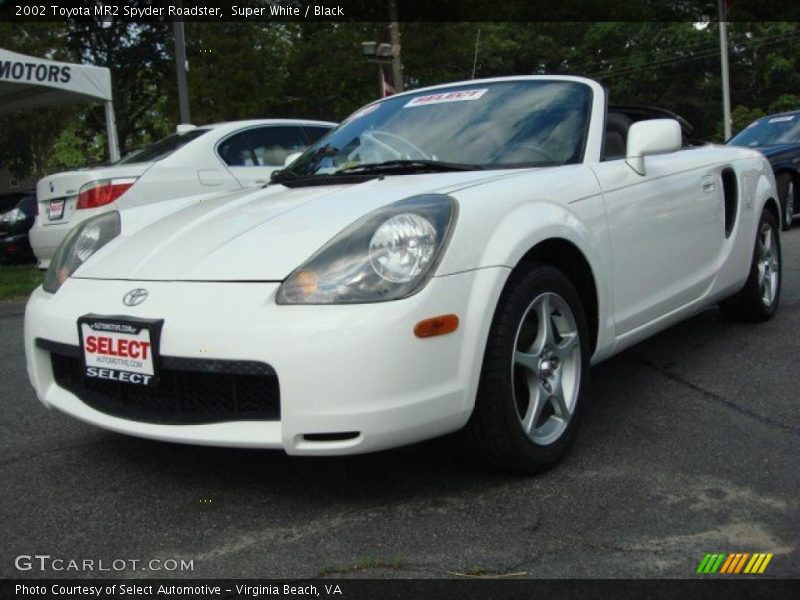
left=1, top=0, right=799, bottom=597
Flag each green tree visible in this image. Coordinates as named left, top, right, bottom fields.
left=0, top=21, right=76, bottom=177
left=730, top=105, right=766, bottom=136
left=3, top=18, right=800, bottom=182
left=768, top=94, right=800, bottom=114
left=180, top=22, right=294, bottom=124
left=276, top=22, right=387, bottom=120
left=64, top=16, right=173, bottom=155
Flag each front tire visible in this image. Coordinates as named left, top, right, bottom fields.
left=461, top=264, right=591, bottom=474
left=720, top=208, right=781, bottom=322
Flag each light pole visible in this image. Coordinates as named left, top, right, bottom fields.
left=387, top=0, right=404, bottom=93
left=718, top=0, right=732, bottom=140
left=173, top=2, right=191, bottom=124
left=361, top=41, right=397, bottom=98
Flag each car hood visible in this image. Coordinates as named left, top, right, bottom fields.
left=754, top=142, right=800, bottom=160
left=75, top=170, right=523, bottom=282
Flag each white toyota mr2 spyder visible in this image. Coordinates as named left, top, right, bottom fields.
left=24, top=76, right=780, bottom=473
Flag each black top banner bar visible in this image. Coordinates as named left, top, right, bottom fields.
left=2, top=0, right=800, bottom=23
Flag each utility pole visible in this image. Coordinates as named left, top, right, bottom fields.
left=361, top=42, right=396, bottom=98
left=387, top=0, right=404, bottom=92
left=718, top=0, right=732, bottom=140
left=173, top=3, right=191, bottom=125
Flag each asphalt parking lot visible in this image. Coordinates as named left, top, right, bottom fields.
left=2, top=233, right=799, bottom=580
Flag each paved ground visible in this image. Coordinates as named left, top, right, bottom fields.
left=2, top=231, right=799, bottom=580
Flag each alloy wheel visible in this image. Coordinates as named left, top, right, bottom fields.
left=511, top=292, right=582, bottom=446
left=756, top=223, right=779, bottom=307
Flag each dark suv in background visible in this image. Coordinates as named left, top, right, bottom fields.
left=728, top=110, right=800, bottom=230
left=0, top=191, right=37, bottom=263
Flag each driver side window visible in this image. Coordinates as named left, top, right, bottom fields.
left=218, top=132, right=255, bottom=166
left=245, top=127, right=308, bottom=166
left=218, top=127, right=310, bottom=167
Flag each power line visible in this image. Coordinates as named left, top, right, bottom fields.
left=589, top=29, right=800, bottom=80
left=593, top=29, right=800, bottom=79
left=569, top=29, right=726, bottom=75
left=568, top=25, right=799, bottom=78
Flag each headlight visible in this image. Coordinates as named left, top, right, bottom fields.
left=1, top=208, right=25, bottom=224
left=43, top=211, right=121, bottom=294
left=277, top=194, right=457, bottom=304
left=369, top=213, right=438, bottom=283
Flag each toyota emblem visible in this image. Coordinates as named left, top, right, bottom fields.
left=123, top=288, right=149, bottom=307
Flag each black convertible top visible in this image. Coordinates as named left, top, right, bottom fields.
left=609, top=105, right=700, bottom=145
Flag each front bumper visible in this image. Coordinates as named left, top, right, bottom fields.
left=28, top=221, right=66, bottom=269
left=24, top=268, right=509, bottom=455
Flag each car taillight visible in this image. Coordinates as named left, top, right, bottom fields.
left=76, top=178, right=137, bottom=210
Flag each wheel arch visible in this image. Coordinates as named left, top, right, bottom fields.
left=443, top=186, right=613, bottom=361
left=511, top=238, right=600, bottom=354
left=774, top=168, right=798, bottom=204
left=752, top=161, right=781, bottom=226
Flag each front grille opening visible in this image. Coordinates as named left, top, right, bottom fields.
left=48, top=349, right=280, bottom=425
left=303, top=432, right=360, bottom=442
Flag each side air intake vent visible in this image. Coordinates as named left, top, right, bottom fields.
left=721, top=168, right=738, bottom=238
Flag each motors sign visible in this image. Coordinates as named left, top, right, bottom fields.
left=0, top=60, right=71, bottom=84
left=0, top=47, right=113, bottom=108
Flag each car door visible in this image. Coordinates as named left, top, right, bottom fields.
left=220, top=126, right=313, bottom=186
left=592, top=149, right=724, bottom=335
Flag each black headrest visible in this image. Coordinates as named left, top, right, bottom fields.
left=603, top=112, right=634, bottom=160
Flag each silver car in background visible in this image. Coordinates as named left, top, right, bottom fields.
left=30, top=119, right=335, bottom=268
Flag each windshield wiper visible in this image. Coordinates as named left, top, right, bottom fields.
left=269, top=144, right=340, bottom=185
left=269, top=166, right=298, bottom=184
left=270, top=158, right=482, bottom=188
left=334, top=159, right=482, bottom=175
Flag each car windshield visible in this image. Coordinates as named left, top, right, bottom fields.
left=729, top=114, right=800, bottom=147
left=284, top=80, right=592, bottom=179
left=114, top=129, right=210, bottom=164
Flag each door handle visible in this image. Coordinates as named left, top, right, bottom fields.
left=702, top=175, right=715, bottom=193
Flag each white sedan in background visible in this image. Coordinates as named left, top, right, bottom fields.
left=29, top=119, right=335, bottom=268
left=25, top=76, right=780, bottom=473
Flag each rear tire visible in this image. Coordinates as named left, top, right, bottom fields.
left=720, top=209, right=781, bottom=322
left=460, top=264, right=590, bottom=474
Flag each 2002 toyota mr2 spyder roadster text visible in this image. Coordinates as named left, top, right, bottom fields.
left=24, top=76, right=781, bottom=473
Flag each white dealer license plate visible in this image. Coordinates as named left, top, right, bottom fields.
left=48, top=199, right=65, bottom=220
left=78, top=316, right=163, bottom=386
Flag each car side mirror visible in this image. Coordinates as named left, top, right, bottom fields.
left=625, top=119, right=682, bottom=176
left=284, top=152, right=302, bottom=167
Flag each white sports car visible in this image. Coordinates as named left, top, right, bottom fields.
left=24, top=76, right=781, bottom=473
left=29, top=119, right=335, bottom=268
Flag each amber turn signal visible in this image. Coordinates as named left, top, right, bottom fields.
left=414, top=314, right=459, bottom=338
left=292, top=270, right=318, bottom=298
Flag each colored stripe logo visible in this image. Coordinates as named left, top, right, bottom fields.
left=696, top=552, right=773, bottom=574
